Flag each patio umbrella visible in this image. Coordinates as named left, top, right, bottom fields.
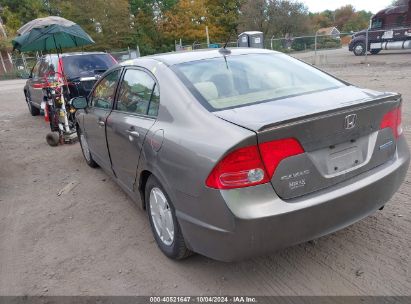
left=12, top=16, right=94, bottom=52
left=17, top=16, right=76, bottom=35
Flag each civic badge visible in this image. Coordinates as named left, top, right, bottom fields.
left=344, top=114, right=357, bottom=130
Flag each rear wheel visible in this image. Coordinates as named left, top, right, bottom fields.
left=370, top=49, right=381, bottom=55
left=146, top=176, right=192, bottom=260
left=353, top=42, right=366, bottom=56
left=46, top=132, right=60, bottom=147
left=78, top=127, right=98, bottom=168
left=25, top=92, right=40, bottom=116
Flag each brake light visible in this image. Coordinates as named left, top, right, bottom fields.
left=259, top=138, right=305, bottom=177
left=206, top=138, right=304, bottom=190
left=380, top=106, right=402, bottom=138
left=33, top=83, right=48, bottom=89
left=206, top=146, right=269, bottom=189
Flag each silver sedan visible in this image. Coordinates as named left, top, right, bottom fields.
left=73, top=48, right=410, bottom=261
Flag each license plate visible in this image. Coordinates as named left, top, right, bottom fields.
left=326, top=146, right=363, bottom=174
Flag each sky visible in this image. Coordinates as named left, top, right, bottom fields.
left=302, top=0, right=394, bottom=13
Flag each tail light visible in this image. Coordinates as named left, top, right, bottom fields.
left=259, top=138, right=304, bottom=177
left=380, top=105, right=402, bottom=139
left=206, top=138, right=304, bottom=190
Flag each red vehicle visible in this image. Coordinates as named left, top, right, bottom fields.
left=349, top=0, right=411, bottom=55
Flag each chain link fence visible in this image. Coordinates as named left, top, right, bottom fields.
left=0, top=52, right=38, bottom=80
left=2, top=26, right=411, bottom=79
left=0, top=47, right=141, bottom=80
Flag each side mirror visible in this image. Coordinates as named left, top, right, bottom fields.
left=71, top=96, right=88, bottom=109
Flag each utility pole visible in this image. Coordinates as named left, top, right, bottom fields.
left=206, top=26, right=210, bottom=47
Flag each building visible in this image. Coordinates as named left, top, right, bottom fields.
left=316, top=27, right=341, bottom=39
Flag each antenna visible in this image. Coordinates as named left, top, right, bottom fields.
left=224, top=29, right=235, bottom=49
left=219, top=29, right=235, bottom=55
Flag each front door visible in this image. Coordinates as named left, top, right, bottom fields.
left=83, top=69, right=122, bottom=170
left=106, top=68, right=160, bottom=191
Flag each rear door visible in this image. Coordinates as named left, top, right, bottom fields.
left=106, top=68, right=159, bottom=192
left=83, top=69, right=122, bottom=170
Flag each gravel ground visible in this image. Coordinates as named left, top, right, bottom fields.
left=0, top=48, right=410, bottom=296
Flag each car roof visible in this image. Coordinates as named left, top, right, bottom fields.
left=42, top=52, right=108, bottom=58
left=121, top=48, right=279, bottom=67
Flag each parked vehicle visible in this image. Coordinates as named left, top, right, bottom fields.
left=24, top=52, right=116, bottom=116
left=24, top=52, right=117, bottom=145
left=73, top=48, right=409, bottom=261
left=349, top=0, right=411, bottom=56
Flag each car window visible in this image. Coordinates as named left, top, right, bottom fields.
left=371, top=18, right=383, bottom=29
left=37, top=59, right=49, bottom=78
left=62, top=54, right=116, bottom=79
left=31, top=61, right=41, bottom=78
left=90, top=70, right=121, bottom=110
left=45, top=55, right=58, bottom=76
left=116, top=69, right=158, bottom=116
left=173, top=53, right=345, bottom=111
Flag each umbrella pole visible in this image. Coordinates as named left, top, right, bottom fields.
left=53, top=36, right=70, bottom=134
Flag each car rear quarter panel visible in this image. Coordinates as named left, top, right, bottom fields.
left=133, top=59, right=257, bottom=231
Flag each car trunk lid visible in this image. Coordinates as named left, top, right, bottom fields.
left=214, top=86, right=401, bottom=199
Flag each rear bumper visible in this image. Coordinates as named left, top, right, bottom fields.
left=177, top=136, right=410, bottom=261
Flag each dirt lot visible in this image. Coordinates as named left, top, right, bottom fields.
left=0, top=49, right=410, bottom=296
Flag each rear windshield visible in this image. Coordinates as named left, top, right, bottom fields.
left=62, top=54, right=116, bottom=79
left=173, top=53, right=345, bottom=111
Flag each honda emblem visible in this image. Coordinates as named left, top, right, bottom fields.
left=344, top=114, right=357, bottom=130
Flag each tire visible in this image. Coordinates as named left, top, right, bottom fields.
left=353, top=42, right=366, bottom=56
left=77, top=127, right=98, bottom=168
left=145, top=176, right=192, bottom=260
left=25, top=92, right=40, bottom=116
left=370, top=49, right=381, bottom=55
left=46, top=132, right=60, bottom=147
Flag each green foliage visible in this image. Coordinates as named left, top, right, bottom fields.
left=206, top=0, right=244, bottom=34
left=310, top=5, right=373, bottom=33
left=0, top=0, right=380, bottom=55
left=0, top=35, right=12, bottom=51
left=316, top=36, right=341, bottom=49
left=238, top=0, right=311, bottom=38
left=0, top=0, right=48, bottom=34
left=291, top=36, right=315, bottom=51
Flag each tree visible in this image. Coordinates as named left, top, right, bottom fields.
left=129, top=0, right=177, bottom=55
left=49, top=0, right=131, bottom=50
left=309, top=10, right=334, bottom=30
left=341, top=10, right=372, bottom=32
left=0, top=0, right=48, bottom=35
left=334, top=5, right=355, bottom=30
left=238, top=0, right=310, bottom=39
left=309, top=6, right=373, bottom=33
left=206, top=0, right=244, bottom=35
left=161, top=0, right=224, bottom=44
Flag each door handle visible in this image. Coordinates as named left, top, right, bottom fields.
left=125, top=129, right=140, bottom=138
left=98, top=120, right=105, bottom=127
